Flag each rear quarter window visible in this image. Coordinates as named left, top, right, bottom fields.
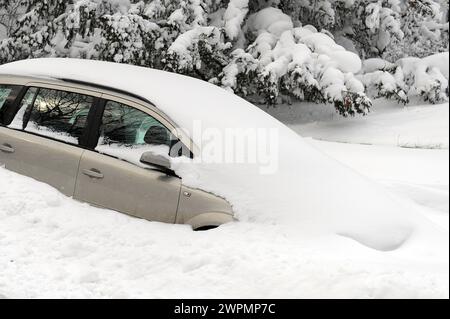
left=0, top=84, right=23, bottom=125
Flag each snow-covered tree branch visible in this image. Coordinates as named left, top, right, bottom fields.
left=0, top=0, right=448, bottom=116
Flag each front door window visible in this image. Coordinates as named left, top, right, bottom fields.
left=96, top=100, right=174, bottom=165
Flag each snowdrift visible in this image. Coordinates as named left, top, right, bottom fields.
left=0, top=58, right=438, bottom=251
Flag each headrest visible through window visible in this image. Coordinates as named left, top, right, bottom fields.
left=144, top=125, right=169, bottom=145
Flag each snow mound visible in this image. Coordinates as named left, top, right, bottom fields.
left=1, top=166, right=448, bottom=298
left=0, top=58, right=438, bottom=251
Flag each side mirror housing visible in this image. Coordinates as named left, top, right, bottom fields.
left=140, top=151, right=171, bottom=170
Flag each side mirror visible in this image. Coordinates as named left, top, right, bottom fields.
left=140, top=151, right=171, bottom=170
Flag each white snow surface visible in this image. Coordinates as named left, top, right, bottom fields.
left=0, top=103, right=448, bottom=297
left=275, top=100, right=449, bottom=149
left=0, top=60, right=448, bottom=298
left=1, top=160, right=447, bottom=298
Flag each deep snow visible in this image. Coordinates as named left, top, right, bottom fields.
left=0, top=140, right=448, bottom=298
left=0, top=60, right=448, bottom=298
left=0, top=59, right=442, bottom=254
left=0, top=144, right=448, bottom=298
left=0, top=99, right=448, bottom=298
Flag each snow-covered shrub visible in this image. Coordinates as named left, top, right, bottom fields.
left=95, top=13, right=160, bottom=65
left=360, top=52, right=449, bottom=104
left=164, top=26, right=232, bottom=81
left=223, top=0, right=249, bottom=40
left=401, top=0, right=449, bottom=59
left=359, top=58, right=409, bottom=104
left=398, top=52, right=449, bottom=103
left=279, top=0, right=405, bottom=59
left=220, top=8, right=371, bottom=116
left=0, top=0, right=30, bottom=38
left=279, top=0, right=448, bottom=61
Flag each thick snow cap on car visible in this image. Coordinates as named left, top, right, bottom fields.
left=0, top=58, right=440, bottom=252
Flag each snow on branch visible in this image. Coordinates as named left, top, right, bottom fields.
left=0, top=0, right=448, bottom=117
left=221, top=7, right=371, bottom=116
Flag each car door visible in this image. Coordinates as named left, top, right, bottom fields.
left=0, top=84, right=98, bottom=197
left=74, top=95, right=182, bottom=223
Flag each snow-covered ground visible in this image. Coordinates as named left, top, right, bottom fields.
left=0, top=100, right=448, bottom=299
left=265, top=99, right=449, bottom=149
left=309, top=141, right=448, bottom=226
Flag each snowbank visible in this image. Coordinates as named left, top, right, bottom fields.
left=269, top=100, right=449, bottom=149
left=0, top=58, right=440, bottom=252
left=1, top=165, right=448, bottom=298
left=310, top=140, right=449, bottom=223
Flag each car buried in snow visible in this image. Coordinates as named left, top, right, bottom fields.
left=0, top=59, right=234, bottom=231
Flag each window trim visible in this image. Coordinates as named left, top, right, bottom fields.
left=100, top=93, right=177, bottom=139
left=0, top=84, right=26, bottom=126
left=1, top=78, right=197, bottom=158
left=25, top=82, right=102, bottom=98
left=24, top=83, right=195, bottom=156
left=89, top=97, right=182, bottom=177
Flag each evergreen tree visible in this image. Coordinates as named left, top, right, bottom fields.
left=0, top=0, right=448, bottom=114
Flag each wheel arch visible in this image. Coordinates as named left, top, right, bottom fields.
left=186, top=212, right=235, bottom=230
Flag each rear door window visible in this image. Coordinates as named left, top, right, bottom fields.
left=20, top=87, right=94, bottom=145
left=8, top=87, right=38, bottom=129
left=0, top=86, right=12, bottom=111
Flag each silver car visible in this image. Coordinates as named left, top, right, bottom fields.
left=0, top=74, right=234, bottom=230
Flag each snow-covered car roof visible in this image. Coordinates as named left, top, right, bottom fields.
left=0, top=58, right=281, bottom=146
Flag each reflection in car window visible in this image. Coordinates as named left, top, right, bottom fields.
left=96, top=101, right=174, bottom=166
left=0, top=85, right=22, bottom=125
left=25, top=88, right=93, bottom=144
left=0, top=86, right=13, bottom=112
left=9, top=87, right=38, bottom=129
left=99, top=101, right=171, bottom=147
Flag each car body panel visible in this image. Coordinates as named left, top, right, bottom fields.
left=74, top=149, right=182, bottom=223
left=0, top=126, right=83, bottom=196
left=177, top=186, right=234, bottom=225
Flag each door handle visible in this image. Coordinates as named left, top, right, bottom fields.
left=82, top=168, right=104, bottom=179
left=0, top=144, right=15, bottom=154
